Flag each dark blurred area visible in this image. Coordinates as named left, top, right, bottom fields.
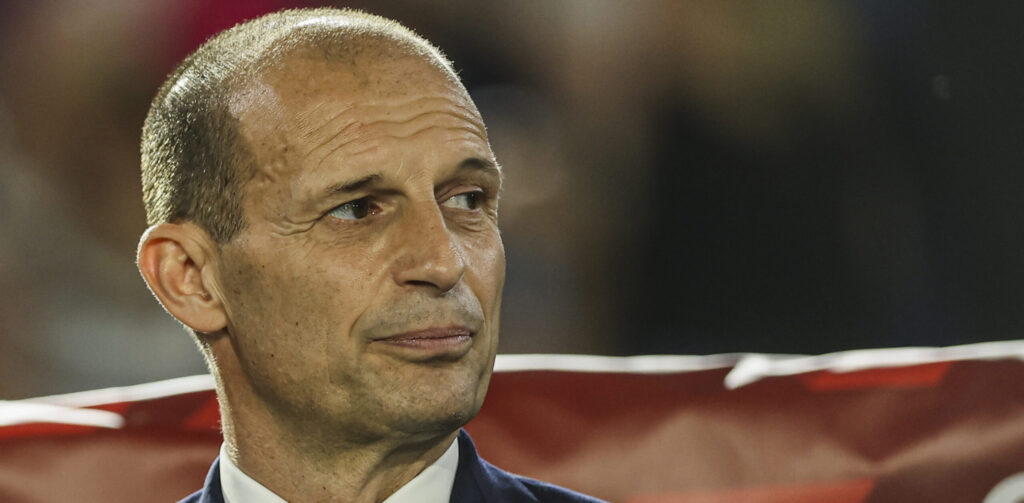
left=2, top=0, right=1023, bottom=399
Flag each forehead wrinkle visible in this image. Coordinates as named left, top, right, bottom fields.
left=307, top=108, right=488, bottom=173
left=301, top=95, right=484, bottom=152
left=345, top=126, right=488, bottom=157
left=295, top=102, right=356, bottom=140
left=305, top=120, right=363, bottom=172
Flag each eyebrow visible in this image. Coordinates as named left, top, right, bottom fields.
left=320, top=157, right=501, bottom=200
left=324, top=173, right=383, bottom=198
left=459, top=157, right=498, bottom=174
left=458, top=157, right=503, bottom=185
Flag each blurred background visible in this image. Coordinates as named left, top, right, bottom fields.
left=2, top=0, right=1024, bottom=399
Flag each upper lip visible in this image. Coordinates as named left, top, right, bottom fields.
left=375, top=325, right=474, bottom=342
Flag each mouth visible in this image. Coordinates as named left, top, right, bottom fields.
left=371, top=325, right=474, bottom=360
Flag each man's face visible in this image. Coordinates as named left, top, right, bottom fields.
left=214, top=53, right=505, bottom=441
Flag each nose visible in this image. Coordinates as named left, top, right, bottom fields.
left=391, top=201, right=466, bottom=293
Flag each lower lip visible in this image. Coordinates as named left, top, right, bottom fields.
left=372, top=334, right=473, bottom=359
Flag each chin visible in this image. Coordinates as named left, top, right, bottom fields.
left=389, top=385, right=486, bottom=438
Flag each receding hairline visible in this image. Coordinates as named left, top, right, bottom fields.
left=222, top=15, right=473, bottom=187
left=263, top=16, right=456, bottom=73
left=140, top=7, right=463, bottom=244
left=244, top=29, right=463, bottom=102
left=177, top=11, right=459, bottom=114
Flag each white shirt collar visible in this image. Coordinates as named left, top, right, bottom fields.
left=219, top=437, right=460, bottom=503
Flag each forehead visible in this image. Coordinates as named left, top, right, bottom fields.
left=231, top=52, right=487, bottom=176
left=226, top=50, right=494, bottom=223
left=236, top=51, right=478, bottom=137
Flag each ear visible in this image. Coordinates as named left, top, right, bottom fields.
left=137, top=222, right=228, bottom=333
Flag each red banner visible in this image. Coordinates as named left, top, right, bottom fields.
left=3, top=342, right=1024, bottom=502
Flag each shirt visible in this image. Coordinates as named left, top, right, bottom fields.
left=219, top=437, right=460, bottom=503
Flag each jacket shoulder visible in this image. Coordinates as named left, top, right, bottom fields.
left=508, top=472, right=607, bottom=503
left=177, top=490, right=202, bottom=503
left=468, top=452, right=605, bottom=502
left=454, top=429, right=607, bottom=502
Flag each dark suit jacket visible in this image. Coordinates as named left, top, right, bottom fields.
left=179, top=430, right=605, bottom=502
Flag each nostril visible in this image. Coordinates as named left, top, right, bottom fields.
left=406, top=280, right=438, bottom=289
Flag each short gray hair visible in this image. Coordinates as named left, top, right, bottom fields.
left=140, top=7, right=453, bottom=243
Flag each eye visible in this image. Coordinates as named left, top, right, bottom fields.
left=328, top=197, right=377, bottom=220
left=442, top=191, right=481, bottom=210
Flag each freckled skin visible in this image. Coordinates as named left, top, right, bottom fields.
left=208, top=52, right=505, bottom=499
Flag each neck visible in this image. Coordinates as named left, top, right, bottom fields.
left=208, top=352, right=461, bottom=503
left=221, top=400, right=458, bottom=503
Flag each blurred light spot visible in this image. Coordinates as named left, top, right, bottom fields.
left=931, top=74, right=952, bottom=101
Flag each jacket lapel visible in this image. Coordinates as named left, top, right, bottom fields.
left=450, top=430, right=489, bottom=502
left=196, top=457, right=226, bottom=503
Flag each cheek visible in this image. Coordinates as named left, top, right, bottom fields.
left=219, top=246, right=372, bottom=382
left=465, top=230, right=506, bottom=298
left=458, top=230, right=505, bottom=348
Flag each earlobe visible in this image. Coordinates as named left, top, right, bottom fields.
left=138, top=223, right=228, bottom=333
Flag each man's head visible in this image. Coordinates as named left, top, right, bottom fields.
left=137, top=8, right=505, bottom=449
left=140, top=8, right=457, bottom=243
